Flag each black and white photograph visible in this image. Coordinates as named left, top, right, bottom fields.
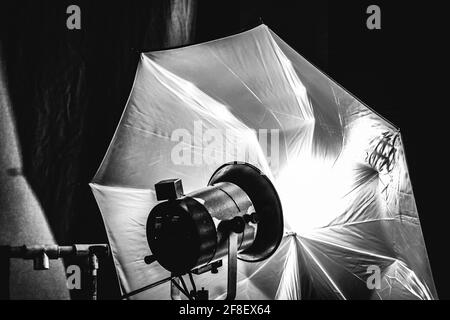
left=0, top=0, right=447, bottom=308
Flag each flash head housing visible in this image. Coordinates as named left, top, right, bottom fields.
left=146, top=162, right=283, bottom=275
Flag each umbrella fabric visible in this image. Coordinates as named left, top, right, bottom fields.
left=90, top=25, right=436, bottom=299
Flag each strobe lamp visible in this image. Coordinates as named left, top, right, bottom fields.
left=145, top=162, right=284, bottom=300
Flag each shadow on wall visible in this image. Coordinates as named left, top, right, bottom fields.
left=0, top=47, right=69, bottom=299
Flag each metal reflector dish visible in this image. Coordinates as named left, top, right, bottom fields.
left=208, top=162, right=284, bottom=262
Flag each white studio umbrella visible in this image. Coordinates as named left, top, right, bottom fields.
left=90, top=25, right=436, bottom=300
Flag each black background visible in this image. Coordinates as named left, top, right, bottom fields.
left=0, top=0, right=447, bottom=299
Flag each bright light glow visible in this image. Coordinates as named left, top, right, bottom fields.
left=275, top=119, right=381, bottom=234
left=276, top=155, right=349, bottom=234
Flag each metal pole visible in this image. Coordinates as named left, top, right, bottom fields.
left=88, top=253, right=99, bottom=300
left=225, top=232, right=238, bottom=300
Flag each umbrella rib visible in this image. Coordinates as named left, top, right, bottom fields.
left=299, top=234, right=397, bottom=262
left=319, top=217, right=396, bottom=230
left=266, top=29, right=314, bottom=120
left=209, top=50, right=265, bottom=106
left=215, top=236, right=292, bottom=300
left=274, top=236, right=303, bottom=299
left=243, top=236, right=292, bottom=282
left=296, top=236, right=346, bottom=300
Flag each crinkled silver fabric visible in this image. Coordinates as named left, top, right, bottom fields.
left=90, top=25, right=436, bottom=300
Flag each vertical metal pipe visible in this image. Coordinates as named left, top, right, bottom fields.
left=88, top=253, right=99, bottom=300
left=225, top=233, right=238, bottom=300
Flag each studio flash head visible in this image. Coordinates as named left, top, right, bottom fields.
left=145, top=162, right=284, bottom=298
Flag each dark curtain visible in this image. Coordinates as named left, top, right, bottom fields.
left=1, top=0, right=197, bottom=244
left=0, top=0, right=197, bottom=299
